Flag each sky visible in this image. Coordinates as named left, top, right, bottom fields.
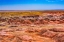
left=0, top=0, right=64, bottom=10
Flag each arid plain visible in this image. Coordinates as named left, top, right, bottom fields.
left=0, top=10, right=64, bottom=42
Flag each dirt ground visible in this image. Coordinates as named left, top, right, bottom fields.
left=0, top=24, right=64, bottom=42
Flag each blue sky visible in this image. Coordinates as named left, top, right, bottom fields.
left=0, top=0, right=64, bottom=10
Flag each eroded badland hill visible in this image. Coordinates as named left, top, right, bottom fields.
left=0, top=10, right=64, bottom=42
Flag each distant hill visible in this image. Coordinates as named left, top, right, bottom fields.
left=0, top=10, right=64, bottom=17
left=0, top=10, right=64, bottom=12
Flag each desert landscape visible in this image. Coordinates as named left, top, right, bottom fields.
left=0, top=10, right=64, bottom=42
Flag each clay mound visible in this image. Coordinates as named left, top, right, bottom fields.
left=53, top=33, right=64, bottom=42
left=0, top=27, right=64, bottom=42
left=49, top=28, right=64, bottom=32
left=39, top=28, right=64, bottom=42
